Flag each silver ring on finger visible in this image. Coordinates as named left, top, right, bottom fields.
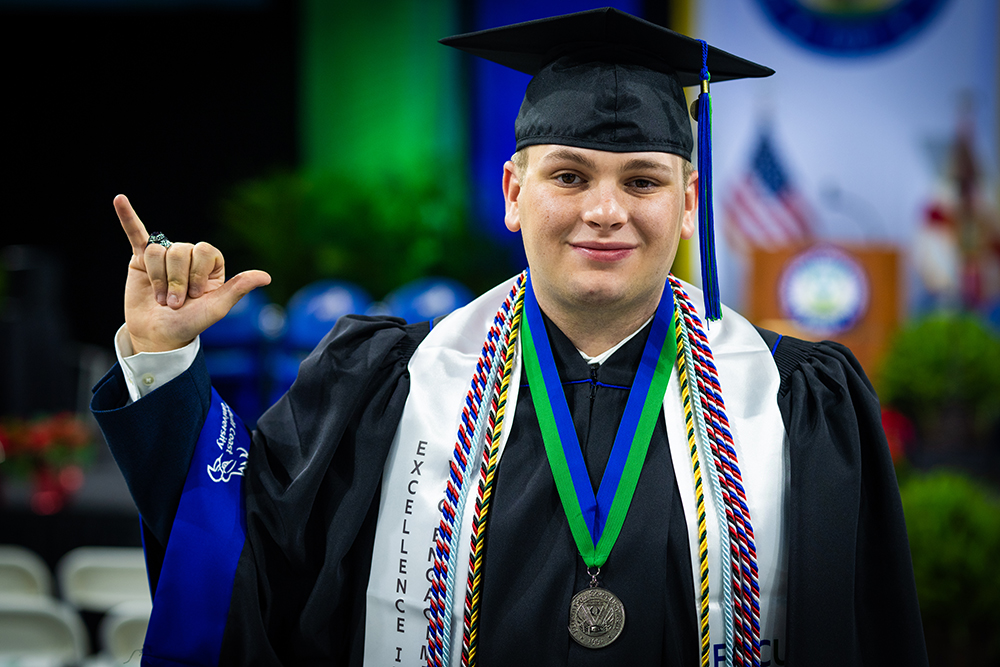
left=147, top=232, right=173, bottom=248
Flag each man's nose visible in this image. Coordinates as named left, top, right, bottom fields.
left=583, top=183, right=628, bottom=230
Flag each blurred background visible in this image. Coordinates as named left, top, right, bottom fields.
left=0, top=0, right=997, bottom=664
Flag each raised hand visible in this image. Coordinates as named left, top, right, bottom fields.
left=115, top=194, right=271, bottom=353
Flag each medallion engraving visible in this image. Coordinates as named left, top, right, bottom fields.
left=568, top=587, right=625, bottom=649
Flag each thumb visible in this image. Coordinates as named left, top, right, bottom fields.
left=207, top=270, right=273, bottom=317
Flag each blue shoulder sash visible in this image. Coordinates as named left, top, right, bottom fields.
left=141, top=388, right=249, bottom=666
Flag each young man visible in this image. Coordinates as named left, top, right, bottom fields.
left=93, top=8, right=927, bottom=667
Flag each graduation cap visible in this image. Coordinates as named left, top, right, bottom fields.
left=441, top=7, right=774, bottom=321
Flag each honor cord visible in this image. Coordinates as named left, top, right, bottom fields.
left=426, top=273, right=526, bottom=667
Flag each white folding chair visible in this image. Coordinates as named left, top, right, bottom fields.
left=0, top=594, right=89, bottom=662
left=94, top=598, right=152, bottom=664
left=56, top=547, right=150, bottom=613
left=0, top=545, right=52, bottom=597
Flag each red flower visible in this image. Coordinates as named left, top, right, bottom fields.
left=27, top=423, right=55, bottom=451
left=881, top=407, right=916, bottom=464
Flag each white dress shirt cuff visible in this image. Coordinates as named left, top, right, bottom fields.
left=114, top=324, right=201, bottom=402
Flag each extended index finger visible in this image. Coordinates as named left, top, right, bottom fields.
left=114, top=194, right=151, bottom=257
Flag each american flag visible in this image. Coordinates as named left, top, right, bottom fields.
left=724, top=131, right=815, bottom=249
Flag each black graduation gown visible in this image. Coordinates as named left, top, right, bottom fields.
left=91, top=313, right=928, bottom=666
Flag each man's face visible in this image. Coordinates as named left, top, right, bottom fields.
left=503, top=145, right=697, bottom=319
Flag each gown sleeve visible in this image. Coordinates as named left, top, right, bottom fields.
left=92, top=315, right=430, bottom=666
left=91, top=345, right=213, bottom=544
left=775, top=336, right=928, bottom=666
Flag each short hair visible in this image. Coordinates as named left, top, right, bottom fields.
left=511, top=148, right=694, bottom=186
left=511, top=149, right=529, bottom=182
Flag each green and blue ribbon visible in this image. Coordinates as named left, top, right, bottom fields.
left=521, top=272, right=676, bottom=567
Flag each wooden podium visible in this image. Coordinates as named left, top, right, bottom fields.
left=744, top=243, right=901, bottom=378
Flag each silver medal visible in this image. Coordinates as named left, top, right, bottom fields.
left=567, top=584, right=625, bottom=649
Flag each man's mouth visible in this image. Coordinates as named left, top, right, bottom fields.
left=571, top=242, right=636, bottom=262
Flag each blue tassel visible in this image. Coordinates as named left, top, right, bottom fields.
left=697, top=40, right=722, bottom=321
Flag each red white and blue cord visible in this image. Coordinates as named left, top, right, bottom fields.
left=426, top=272, right=526, bottom=667
left=671, top=276, right=760, bottom=667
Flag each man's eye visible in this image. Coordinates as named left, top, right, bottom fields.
left=556, top=173, right=581, bottom=185
left=629, top=178, right=656, bottom=189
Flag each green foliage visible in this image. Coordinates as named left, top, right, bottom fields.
left=217, top=170, right=513, bottom=305
left=900, top=471, right=1000, bottom=655
left=879, top=314, right=1000, bottom=436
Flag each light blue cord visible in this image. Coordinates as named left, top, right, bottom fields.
left=676, top=291, right=735, bottom=667
left=440, top=317, right=509, bottom=665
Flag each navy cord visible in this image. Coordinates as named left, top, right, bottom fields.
left=770, top=334, right=783, bottom=357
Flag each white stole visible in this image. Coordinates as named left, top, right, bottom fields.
left=364, top=277, right=788, bottom=667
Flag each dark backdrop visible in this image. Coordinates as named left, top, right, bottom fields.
left=0, top=0, right=671, bottom=416
left=2, top=0, right=299, bottom=350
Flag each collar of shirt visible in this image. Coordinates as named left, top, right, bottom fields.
left=577, top=316, right=655, bottom=367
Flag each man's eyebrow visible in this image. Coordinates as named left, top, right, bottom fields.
left=539, top=148, right=598, bottom=171
left=620, top=158, right=674, bottom=174
left=538, top=149, right=674, bottom=176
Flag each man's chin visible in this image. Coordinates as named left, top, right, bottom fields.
left=561, top=282, right=635, bottom=311
left=558, top=274, right=668, bottom=314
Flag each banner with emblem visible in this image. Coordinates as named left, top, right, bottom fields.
left=696, top=0, right=998, bottom=322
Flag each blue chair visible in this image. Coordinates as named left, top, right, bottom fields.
left=382, top=277, right=474, bottom=324
left=268, top=280, right=373, bottom=402
left=284, top=280, right=373, bottom=349
left=201, top=290, right=273, bottom=427
left=200, top=289, right=270, bottom=347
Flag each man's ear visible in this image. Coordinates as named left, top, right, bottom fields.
left=502, top=161, right=521, bottom=232
left=680, top=170, right=698, bottom=240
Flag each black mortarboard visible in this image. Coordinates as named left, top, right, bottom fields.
left=441, top=7, right=774, bottom=320
left=440, top=7, right=772, bottom=160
